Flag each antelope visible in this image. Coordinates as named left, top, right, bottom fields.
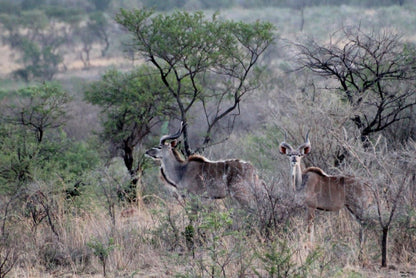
left=145, top=122, right=264, bottom=209
left=279, top=132, right=373, bottom=253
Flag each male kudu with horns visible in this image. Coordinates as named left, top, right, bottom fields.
left=279, top=131, right=373, bottom=254
left=146, top=122, right=264, bottom=209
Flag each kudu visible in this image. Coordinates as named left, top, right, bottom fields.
left=279, top=132, right=373, bottom=251
left=145, top=122, right=264, bottom=209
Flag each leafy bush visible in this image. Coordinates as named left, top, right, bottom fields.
left=87, top=237, right=115, bottom=277
left=254, top=239, right=321, bottom=278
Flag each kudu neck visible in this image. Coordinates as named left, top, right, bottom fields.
left=161, top=150, right=186, bottom=187
left=291, top=162, right=303, bottom=191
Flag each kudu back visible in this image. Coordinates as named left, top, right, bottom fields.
left=146, top=122, right=264, bottom=209
left=279, top=132, right=373, bottom=232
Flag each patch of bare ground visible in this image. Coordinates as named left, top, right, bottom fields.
left=0, top=43, right=137, bottom=81
left=0, top=45, right=20, bottom=76
left=360, top=264, right=416, bottom=278
left=56, top=56, right=136, bottom=82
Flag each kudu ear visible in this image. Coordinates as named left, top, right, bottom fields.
left=300, top=144, right=311, bottom=155
left=170, top=140, right=178, bottom=148
left=279, top=142, right=293, bottom=155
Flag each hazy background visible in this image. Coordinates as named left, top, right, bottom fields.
left=0, top=0, right=416, bottom=277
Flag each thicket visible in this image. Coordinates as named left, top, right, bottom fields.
left=0, top=4, right=415, bottom=278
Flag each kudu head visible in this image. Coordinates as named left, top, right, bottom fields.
left=145, top=122, right=186, bottom=161
left=279, top=131, right=311, bottom=190
left=279, top=131, right=311, bottom=165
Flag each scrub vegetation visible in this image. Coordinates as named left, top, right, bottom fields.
left=1, top=0, right=416, bottom=277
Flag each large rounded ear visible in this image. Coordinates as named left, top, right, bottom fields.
left=300, top=143, right=311, bottom=155
left=170, top=140, right=178, bottom=148
left=279, top=142, right=293, bottom=155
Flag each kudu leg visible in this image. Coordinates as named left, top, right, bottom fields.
left=358, top=222, right=367, bottom=263
left=346, top=205, right=367, bottom=262
left=307, top=207, right=315, bottom=242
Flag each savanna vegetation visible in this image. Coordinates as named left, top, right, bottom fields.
left=0, top=0, right=416, bottom=277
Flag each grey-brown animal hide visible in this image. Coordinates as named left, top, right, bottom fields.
left=146, top=123, right=264, bottom=209
left=279, top=132, right=373, bottom=235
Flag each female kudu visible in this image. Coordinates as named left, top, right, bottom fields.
left=279, top=132, right=373, bottom=256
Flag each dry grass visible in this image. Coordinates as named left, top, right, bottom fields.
left=3, top=181, right=414, bottom=278
left=1, top=5, right=416, bottom=278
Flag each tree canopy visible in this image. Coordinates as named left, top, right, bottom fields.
left=0, top=82, right=98, bottom=194
left=84, top=66, right=174, bottom=201
left=295, top=26, right=416, bottom=143
left=115, top=9, right=275, bottom=155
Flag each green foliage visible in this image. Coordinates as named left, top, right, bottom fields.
left=0, top=14, right=21, bottom=47
left=199, top=208, right=234, bottom=232
left=87, top=237, right=115, bottom=262
left=84, top=65, right=173, bottom=158
left=254, top=240, right=321, bottom=278
left=38, top=135, right=100, bottom=182
left=184, top=224, right=195, bottom=251
left=87, top=11, right=109, bottom=37
left=196, top=209, right=239, bottom=277
left=166, top=203, right=257, bottom=277
left=87, top=237, right=115, bottom=277
left=116, top=9, right=274, bottom=76
left=13, top=82, right=71, bottom=141
left=0, top=7, right=77, bottom=81
left=16, top=39, right=63, bottom=81
left=0, top=124, right=37, bottom=188
left=115, top=8, right=275, bottom=153
left=79, top=12, right=110, bottom=59
left=84, top=66, right=173, bottom=202
left=0, top=82, right=99, bottom=194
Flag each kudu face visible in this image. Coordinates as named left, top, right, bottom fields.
left=145, top=140, right=178, bottom=160
left=281, top=145, right=307, bottom=166
left=145, top=122, right=184, bottom=161
left=279, top=132, right=311, bottom=163
left=279, top=132, right=311, bottom=191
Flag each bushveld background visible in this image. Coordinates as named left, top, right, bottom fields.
left=0, top=0, right=416, bottom=277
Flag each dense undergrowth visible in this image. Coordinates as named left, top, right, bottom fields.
left=1, top=4, right=416, bottom=278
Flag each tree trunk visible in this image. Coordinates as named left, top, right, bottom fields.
left=123, top=145, right=134, bottom=174
left=181, top=119, right=192, bottom=156
left=381, top=226, right=388, bottom=267
left=122, top=145, right=137, bottom=202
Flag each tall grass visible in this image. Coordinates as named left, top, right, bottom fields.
left=1, top=4, right=416, bottom=277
